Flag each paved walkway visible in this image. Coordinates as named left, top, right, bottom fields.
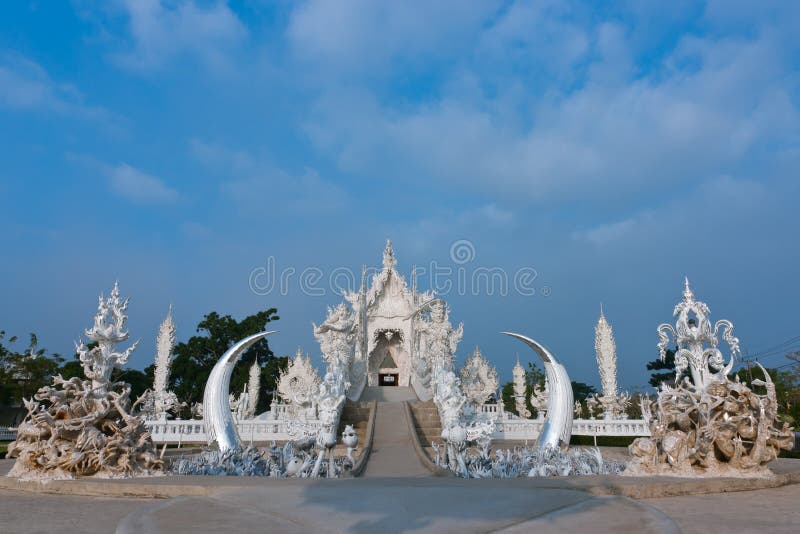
left=363, top=402, right=430, bottom=478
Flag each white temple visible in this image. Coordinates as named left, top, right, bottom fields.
left=340, top=240, right=459, bottom=401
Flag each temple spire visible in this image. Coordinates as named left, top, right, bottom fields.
left=683, top=276, right=694, bottom=301
left=382, top=239, right=397, bottom=271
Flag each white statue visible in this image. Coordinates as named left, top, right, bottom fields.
left=459, top=347, right=499, bottom=408
left=75, top=282, right=139, bottom=394
left=593, top=307, right=631, bottom=419
left=627, top=279, right=794, bottom=476
left=139, top=307, right=182, bottom=420
left=342, top=424, right=359, bottom=461
left=246, top=360, right=261, bottom=419
left=511, top=357, right=531, bottom=418
left=530, top=381, right=549, bottom=420
left=7, top=283, right=161, bottom=479
left=230, top=385, right=249, bottom=421
left=277, top=347, right=320, bottom=413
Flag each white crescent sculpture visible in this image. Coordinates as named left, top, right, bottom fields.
left=502, top=332, right=574, bottom=450
left=203, top=331, right=277, bottom=452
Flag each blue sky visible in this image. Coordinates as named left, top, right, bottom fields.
left=1, top=1, right=799, bottom=390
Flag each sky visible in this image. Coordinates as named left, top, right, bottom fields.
left=1, top=1, right=799, bottom=391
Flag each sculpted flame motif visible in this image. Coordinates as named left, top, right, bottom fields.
left=138, top=307, right=182, bottom=420
left=511, top=357, right=531, bottom=418
left=76, top=282, right=139, bottom=393
left=627, top=280, right=794, bottom=476
left=590, top=307, right=630, bottom=420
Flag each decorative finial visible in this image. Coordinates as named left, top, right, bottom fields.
left=683, top=276, right=694, bottom=301
left=382, top=239, right=397, bottom=270
left=600, top=302, right=604, bottom=318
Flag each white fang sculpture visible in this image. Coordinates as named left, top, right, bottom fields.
left=203, top=331, right=275, bottom=453
left=502, top=332, right=573, bottom=450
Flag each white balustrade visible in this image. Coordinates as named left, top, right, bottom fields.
left=475, top=404, right=651, bottom=441
left=145, top=404, right=323, bottom=445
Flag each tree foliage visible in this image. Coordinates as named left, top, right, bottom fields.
left=169, top=308, right=283, bottom=416
left=646, top=348, right=676, bottom=387
left=734, top=362, right=800, bottom=425
left=0, top=332, right=63, bottom=408
left=500, top=361, right=546, bottom=416
left=570, top=381, right=597, bottom=402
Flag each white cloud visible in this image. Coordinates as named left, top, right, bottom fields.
left=188, top=139, right=348, bottom=216
left=0, top=53, right=109, bottom=120
left=299, top=4, right=800, bottom=210
left=287, top=0, right=500, bottom=75
left=108, top=0, right=247, bottom=73
left=573, top=176, right=770, bottom=248
left=108, top=163, right=179, bottom=204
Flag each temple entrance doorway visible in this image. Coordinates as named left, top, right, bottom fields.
left=378, top=373, right=399, bottom=386
left=368, top=329, right=408, bottom=387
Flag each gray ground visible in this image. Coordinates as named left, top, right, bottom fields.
left=2, top=398, right=798, bottom=533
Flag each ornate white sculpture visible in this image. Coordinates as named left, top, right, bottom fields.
left=139, top=307, right=181, bottom=420
left=512, top=357, right=531, bottom=418
left=277, top=347, right=321, bottom=412
left=246, top=360, right=261, bottom=419
left=231, top=385, right=249, bottom=420
left=312, top=304, right=356, bottom=477
left=7, top=283, right=161, bottom=479
left=342, top=424, right=359, bottom=461
left=76, top=282, right=139, bottom=393
left=436, top=442, right=625, bottom=478
left=627, top=280, right=794, bottom=476
left=459, top=347, right=499, bottom=408
left=530, top=381, right=549, bottom=420
left=591, top=307, right=631, bottom=419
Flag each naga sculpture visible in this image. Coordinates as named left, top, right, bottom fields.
left=7, top=283, right=162, bottom=479
left=627, top=279, right=794, bottom=476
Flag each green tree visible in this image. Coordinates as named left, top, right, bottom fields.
left=646, top=348, right=676, bottom=387
left=500, top=361, right=547, bottom=417
left=169, top=308, right=281, bottom=416
left=734, top=363, right=800, bottom=425
left=570, top=381, right=597, bottom=403
left=0, top=332, right=63, bottom=406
